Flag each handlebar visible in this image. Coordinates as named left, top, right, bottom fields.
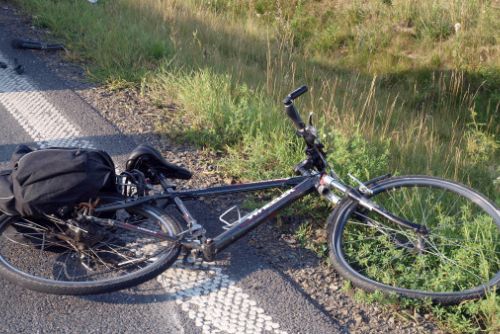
left=283, top=85, right=308, bottom=104
left=284, top=103, right=305, bottom=130
left=283, top=85, right=329, bottom=173
left=283, top=85, right=308, bottom=131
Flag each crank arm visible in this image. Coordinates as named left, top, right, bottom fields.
left=180, top=240, right=203, bottom=250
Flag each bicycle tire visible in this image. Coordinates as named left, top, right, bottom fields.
left=0, top=196, right=182, bottom=295
left=327, top=175, right=500, bottom=304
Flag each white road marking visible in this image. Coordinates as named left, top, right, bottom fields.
left=0, top=52, right=93, bottom=148
left=158, top=260, right=288, bottom=334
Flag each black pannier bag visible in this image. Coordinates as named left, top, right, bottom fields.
left=0, top=170, right=15, bottom=215
left=0, top=145, right=116, bottom=217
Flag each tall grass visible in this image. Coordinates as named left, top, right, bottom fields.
left=141, top=0, right=497, bottom=193
left=15, top=0, right=499, bottom=332
left=196, top=0, right=500, bottom=74
left=17, top=0, right=174, bottom=82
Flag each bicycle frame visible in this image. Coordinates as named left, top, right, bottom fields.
left=89, top=81, right=427, bottom=260
left=92, top=174, right=319, bottom=259
left=91, top=169, right=426, bottom=261
left=198, top=176, right=319, bottom=259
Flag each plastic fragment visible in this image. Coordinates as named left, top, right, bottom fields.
left=11, top=38, right=64, bottom=51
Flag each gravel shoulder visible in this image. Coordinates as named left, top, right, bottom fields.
left=2, top=2, right=445, bottom=333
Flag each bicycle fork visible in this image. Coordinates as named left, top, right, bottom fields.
left=318, top=174, right=429, bottom=235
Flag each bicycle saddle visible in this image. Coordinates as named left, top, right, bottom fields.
left=125, top=144, right=192, bottom=180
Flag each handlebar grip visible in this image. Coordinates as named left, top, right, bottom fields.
left=283, top=85, right=308, bottom=104
left=290, top=85, right=308, bottom=99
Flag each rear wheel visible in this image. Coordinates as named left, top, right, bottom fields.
left=328, top=176, right=500, bottom=304
left=0, top=196, right=182, bottom=295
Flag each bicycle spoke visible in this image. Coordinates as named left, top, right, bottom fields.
left=420, top=242, right=487, bottom=284
left=336, top=178, right=499, bottom=296
left=347, top=218, right=418, bottom=242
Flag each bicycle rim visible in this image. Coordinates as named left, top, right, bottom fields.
left=329, top=176, right=500, bottom=303
left=0, top=204, right=181, bottom=295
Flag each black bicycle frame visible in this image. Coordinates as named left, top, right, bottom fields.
left=204, top=176, right=319, bottom=259
left=91, top=170, right=427, bottom=260
left=94, top=176, right=309, bottom=212
left=93, top=174, right=319, bottom=260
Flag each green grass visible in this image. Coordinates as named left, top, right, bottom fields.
left=295, top=221, right=329, bottom=258
left=14, top=0, right=499, bottom=332
left=343, top=187, right=498, bottom=291
left=18, top=0, right=174, bottom=82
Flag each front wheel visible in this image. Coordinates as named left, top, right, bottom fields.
left=0, top=197, right=182, bottom=295
left=328, top=176, right=499, bottom=304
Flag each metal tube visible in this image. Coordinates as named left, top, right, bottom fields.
left=175, top=176, right=309, bottom=198
left=211, top=176, right=318, bottom=253
left=320, top=174, right=349, bottom=193
left=95, top=176, right=309, bottom=213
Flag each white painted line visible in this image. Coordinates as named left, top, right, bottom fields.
left=0, top=51, right=93, bottom=148
left=158, top=260, right=288, bottom=334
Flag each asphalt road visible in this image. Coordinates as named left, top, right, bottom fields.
left=0, top=5, right=342, bottom=334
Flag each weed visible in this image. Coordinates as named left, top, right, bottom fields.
left=294, top=222, right=329, bottom=258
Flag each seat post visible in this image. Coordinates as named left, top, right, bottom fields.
left=159, top=173, right=204, bottom=237
left=158, top=172, right=176, bottom=192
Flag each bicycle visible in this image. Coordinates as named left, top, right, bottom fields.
left=0, top=86, right=498, bottom=305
